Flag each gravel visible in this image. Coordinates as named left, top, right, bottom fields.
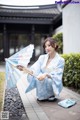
left=3, top=87, right=29, bottom=120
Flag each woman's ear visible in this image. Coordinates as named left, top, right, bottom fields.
left=54, top=43, right=58, bottom=51
left=55, top=43, right=57, bottom=48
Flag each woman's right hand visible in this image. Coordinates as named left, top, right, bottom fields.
left=16, top=65, right=33, bottom=76
left=16, top=65, right=24, bottom=71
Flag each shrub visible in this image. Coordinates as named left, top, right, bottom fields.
left=61, top=53, right=80, bottom=92
left=52, top=33, right=63, bottom=54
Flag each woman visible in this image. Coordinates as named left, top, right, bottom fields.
left=18, top=37, right=65, bottom=101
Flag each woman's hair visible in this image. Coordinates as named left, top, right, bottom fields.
left=43, top=37, right=58, bottom=51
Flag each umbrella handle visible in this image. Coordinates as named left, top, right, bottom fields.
left=15, top=65, right=37, bottom=78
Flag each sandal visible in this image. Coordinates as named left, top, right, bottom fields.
left=48, top=95, right=57, bottom=102
left=37, top=98, right=48, bottom=102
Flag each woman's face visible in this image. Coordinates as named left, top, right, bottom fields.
left=45, top=41, right=55, bottom=54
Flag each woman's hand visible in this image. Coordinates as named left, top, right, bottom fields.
left=16, top=65, right=33, bottom=76
left=16, top=65, right=24, bottom=71
left=37, top=73, right=47, bottom=81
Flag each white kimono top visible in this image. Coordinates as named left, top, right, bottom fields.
left=25, top=53, right=65, bottom=100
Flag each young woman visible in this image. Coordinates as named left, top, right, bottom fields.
left=18, top=37, right=65, bottom=101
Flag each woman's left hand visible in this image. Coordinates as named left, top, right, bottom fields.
left=37, top=73, right=47, bottom=81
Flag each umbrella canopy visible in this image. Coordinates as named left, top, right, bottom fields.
left=5, top=44, right=34, bottom=89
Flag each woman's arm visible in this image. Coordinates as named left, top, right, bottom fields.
left=17, top=65, right=33, bottom=76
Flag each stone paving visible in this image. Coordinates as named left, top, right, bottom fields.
left=17, top=76, right=80, bottom=120
left=37, top=87, right=80, bottom=120
left=0, top=62, right=5, bottom=72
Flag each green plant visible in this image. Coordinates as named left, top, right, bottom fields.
left=61, top=53, right=80, bottom=92
left=52, top=33, right=63, bottom=54
left=0, top=72, right=5, bottom=111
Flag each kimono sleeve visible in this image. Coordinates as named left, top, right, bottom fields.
left=48, top=58, right=65, bottom=96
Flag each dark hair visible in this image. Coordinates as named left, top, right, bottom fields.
left=43, top=37, right=58, bottom=51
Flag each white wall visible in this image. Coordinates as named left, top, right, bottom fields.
left=63, top=2, right=80, bottom=53
left=53, top=25, right=63, bottom=35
